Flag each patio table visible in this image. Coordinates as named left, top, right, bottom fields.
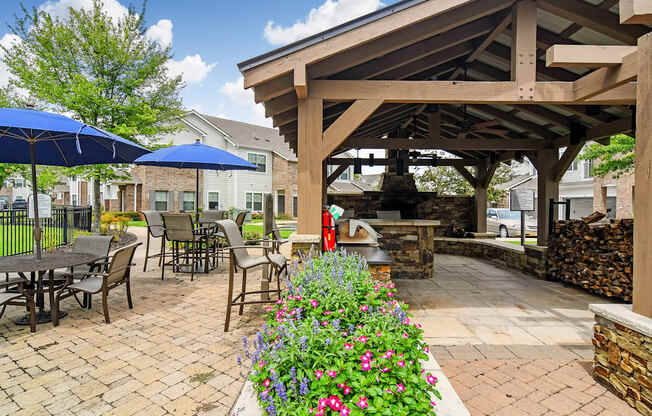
left=0, top=252, right=101, bottom=324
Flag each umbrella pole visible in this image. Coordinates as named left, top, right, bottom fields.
left=195, top=168, right=200, bottom=224
left=29, top=142, right=42, bottom=259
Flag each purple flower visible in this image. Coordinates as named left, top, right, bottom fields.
left=299, top=378, right=310, bottom=396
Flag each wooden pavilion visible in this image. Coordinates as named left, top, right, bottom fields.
left=238, top=0, right=651, bottom=316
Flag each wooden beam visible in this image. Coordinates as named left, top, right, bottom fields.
left=511, top=1, right=537, bottom=101
left=242, top=0, right=502, bottom=87
left=334, top=17, right=494, bottom=81
left=297, top=98, right=324, bottom=235
left=633, top=32, right=652, bottom=318
left=553, top=144, right=583, bottom=182
left=322, top=99, right=383, bottom=159
left=547, top=45, right=639, bottom=68
left=551, top=116, right=632, bottom=148
left=307, top=0, right=514, bottom=80
left=429, top=111, right=441, bottom=140
left=538, top=0, right=648, bottom=44
left=329, top=158, right=481, bottom=167
left=326, top=164, right=349, bottom=186
left=265, top=92, right=298, bottom=118
left=254, top=73, right=294, bottom=103
left=621, top=0, right=652, bottom=24
left=534, top=81, right=637, bottom=105
left=468, top=105, right=558, bottom=139
left=294, top=65, right=307, bottom=99
left=430, top=138, right=547, bottom=150
left=573, top=51, right=639, bottom=100
left=454, top=166, right=479, bottom=187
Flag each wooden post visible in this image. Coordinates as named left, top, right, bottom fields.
left=536, top=149, right=560, bottom=246
left=262, top=193, right=273, bottom=301
left=297, top=98, right=324, bottom=235
left=474, top=159, right=489, bottom=233
left=633, top=33, right=652, bottom=318
left=511, top=0, right=537, bottom=101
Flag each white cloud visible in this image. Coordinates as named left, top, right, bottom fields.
left=263, top=0, right=383, bottom=45
left=166, top=54, right=216, bottom=84
left=217, top=76, right=271, bottom=127
left=146, top=19, right=173, bottom=49
left=0, top=34, right=22, bottom=87
left=39, top=0, right=129, bottom=21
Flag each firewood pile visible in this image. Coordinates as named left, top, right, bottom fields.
left=547, top=212, right=633, bottom=302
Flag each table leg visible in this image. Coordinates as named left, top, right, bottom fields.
left=48, top=270, right=56, bottom=323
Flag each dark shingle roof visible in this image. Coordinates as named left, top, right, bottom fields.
left=200, top=114, right=297, bottom=162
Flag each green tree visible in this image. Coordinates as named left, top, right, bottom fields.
left=415, top=162, right=514, bottom=204
left=0, top=87, right=29, bottom=189
left=2, top=1, right=184, bottom=231
left=25, top=167, right=65, bottom=195
left=580, top=134, right=634, bottom=178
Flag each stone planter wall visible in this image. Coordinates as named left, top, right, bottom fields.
left=434, top=238, right=548, bottom=279
left=373, top=222, right=437, bottom=279
left=591, top=304, right=652, bottom=415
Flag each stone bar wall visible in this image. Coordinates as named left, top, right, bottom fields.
left=434, top=238, right=548, bottom=280
left=328, top=193, right=474, bottom=235
left=371, top=222, right=437, bottom=279
left=591, top=305, right=652, bottom=415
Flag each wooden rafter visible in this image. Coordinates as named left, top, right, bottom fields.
left=573, top=50, right=639, bottom=100
left=553, top=144, right=583, bottom=182
left=547, top=45, right=639, bottom=68
left=620, top=0, right=652, bottom=24
left=454, top=166, right=479, bottom=187
left=329, top=158, right=481, bottom=167
left=322, top=99, right=383, bottom=159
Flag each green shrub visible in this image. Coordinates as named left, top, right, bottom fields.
left=239, top=251, right=440, bottom=416
left=107, top=211, right=142, bottom=221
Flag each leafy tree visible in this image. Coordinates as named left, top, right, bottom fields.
left=415, top=162, right=514, bottom=204
left=2, top=0, right=184, bottom=231
left=580, top=134, right=634, bottom=178
left=25, top=167, right=65, bottom=195
left=0, top=87, right=29, bottom=189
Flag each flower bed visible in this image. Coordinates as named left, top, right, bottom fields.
left=238, top=250, right=441, bottom=416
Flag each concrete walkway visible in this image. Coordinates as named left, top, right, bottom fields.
left=397, top=254, right=637, bottom=416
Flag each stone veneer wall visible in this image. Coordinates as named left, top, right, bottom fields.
left=593, top=310, right=652, bottom=415
left=434, top=238, right=548, bottom=280
left=372, top=223, right=436, bottom=279
left=328, top=193, right=474, bottom=234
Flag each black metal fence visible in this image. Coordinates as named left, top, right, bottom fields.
left=0, top=206, right=92, bottom=257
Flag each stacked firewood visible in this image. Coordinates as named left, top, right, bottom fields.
left=547, top=212, right=633, bottom=302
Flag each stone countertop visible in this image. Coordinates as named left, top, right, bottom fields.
left=361, top=219, right=441, bottom=227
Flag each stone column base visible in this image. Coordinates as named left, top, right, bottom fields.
left=290, top=234, right=321, bottom=261
left=369, top=264, right=391, bottom=282
left=590, top=304, right=652, bottom=415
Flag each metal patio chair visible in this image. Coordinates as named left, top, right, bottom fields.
left=217, top=220, right=287, bottom=332
left=161, top=214, right=217, bottom=280
left=53, top=243, right=141, bottom=326
left=266, top=220, right=292, bottom=253
left=52, top=235, right=114, bottom=308
left=141, top=211, right=167, bottom=272
left=0, top=277, right=36, bottom=332
left=234, top=211, right=247, bottom=234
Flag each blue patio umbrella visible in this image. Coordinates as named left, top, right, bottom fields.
left=134, top=139, right=258, bottom=221
left=0, top=108, right=151, bottom=258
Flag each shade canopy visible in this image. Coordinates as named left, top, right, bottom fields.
left=134, top=140, right=258, bottom=171
left=0, top=108, right=150, bottom=165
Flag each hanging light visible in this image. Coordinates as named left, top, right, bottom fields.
left=369, top=153, right=375, bottom=167
left=396, top=157, right=405, bottom=176
left=354, top=149, right=362, bottom=175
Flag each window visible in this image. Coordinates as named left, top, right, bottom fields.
left=277, top=190, right=285, bottom=215
left=72, top=194, right=78, bottom=206
left=9, top=178, right=24, bottom=188
left=568, top=160, right=578, bottom=172
left=339, top=169, right=349, bottom=181
left=293, top=195, right=298, bottom=217
left=248, top=153, right=267, bottom=173
left=183, top=192, right=196, bottom=211
left=208, top=192, right=220, bottom=210
left=246, top=192, right=263, bottom=211
left=155, top=191, right=168, bottom=211
left=584, top=159, right=594, bottom=178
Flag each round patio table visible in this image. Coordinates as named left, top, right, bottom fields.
left=0, top=252, right=101, bottom=325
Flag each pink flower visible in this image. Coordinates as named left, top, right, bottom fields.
left=361, top=362, right=371, bottom=371
left=386, top=388, right=394, bottom=394
left=324, top=310, right=332, bottom=316
left=374, top=286, right=380, bottom=292
left=340, top=406, right=351, bottom=416
left=426, top=374, right=438, bottom=385
left=342, top=385, right=351, bottom=395
left=424, top=345, right=430, bottom=353
left=431, top=401, right=437, bottom=407
left=364, top=350, right=373, bottom=359
left=344, top=343, right=353, bottom=351
left=387, top=292, right=394, bottom=298
left=403, top=333, right=409, bottom=339
left=396, top=360, right=406, bottom=367
left=328, top=395, right=342, bottom=411
left=385, top=350, right=394, bottom=357
left=416, top=323, right=423, bottom=329
left=262, top=379, right=271, bottom=387
left=338, top=308, right=344, bottom=313
left=314, top=369, right=324, bottom=379
left=310, top=299, right=319, bottom=308
left=360, top=305, right=369, bottom=312
left=376, top=331, right=382, bottom=337
left=295, top=295, right=302, bottom=301
left=357, top=336, right=368, bottom=344
left=257, top=361, right=265, bottom=369
left=327, top=370, right=337, bottom=378
left=356, top=396, right=369, bottom=409
left=322, top=321, right=329, bottom=327
left=318, top=398, right=327, bottom=410
left=397, top=383, right=406, bottom=393
left=381, top=366, right=391, bottom=373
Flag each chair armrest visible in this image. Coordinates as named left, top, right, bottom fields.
left=224, top=245, right=274, bottom=251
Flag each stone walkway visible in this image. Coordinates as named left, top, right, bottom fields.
left=0, top=227, right=265, bottom=416
left=397, top=254, right=637, bottom=416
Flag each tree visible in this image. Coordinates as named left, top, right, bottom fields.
left=580, top=134, right=634, bottom=178
left=2, top=1, right=184, bottom=231
left=415, top=162, right=514, bottom=204
left=25, top=167, right=65, bottom=195
left=0, top=88, right=29, bottom=189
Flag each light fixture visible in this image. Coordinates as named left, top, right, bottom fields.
left=369, top=153, right=375, bottom=167
left=396, top=157, right=405, bottom=176
left=354, top=149, right=362, bottom=175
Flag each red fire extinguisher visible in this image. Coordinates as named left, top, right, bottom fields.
left=322, top=208, right=336, bottom=252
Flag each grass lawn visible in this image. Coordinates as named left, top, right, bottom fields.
left=504, top=239, right=537, bottom=246
left=0, top=225, right=66, bottom=256
left=128, top=221, right=147, bottom=227
left=242, top=223, right=294, bottom=239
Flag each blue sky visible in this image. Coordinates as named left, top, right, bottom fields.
left=1, top=0, right=398, bottom=128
